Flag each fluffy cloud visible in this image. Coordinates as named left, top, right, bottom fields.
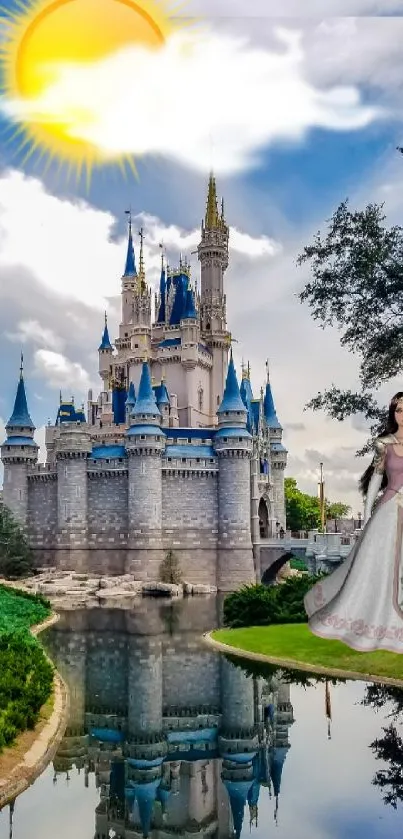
left=6, top=319, right=65, bottom=352
left=185, top=0, right=403, bottom=16
left=2, top=28, right=380, bottom=175
left=34, top=350, right=91, bottom=392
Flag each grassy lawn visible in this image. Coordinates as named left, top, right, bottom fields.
left=212, top=625, right=403, bottom=682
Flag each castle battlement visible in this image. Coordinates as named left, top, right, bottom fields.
left=1, top=175, right=287, bottom=589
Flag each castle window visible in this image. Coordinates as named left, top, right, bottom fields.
left=140, top=435, right=146, bottom=440
left=135, top=343, right=138, bottom=348
left=196, top=458, right=200, bottom=462
left=209, top=459, right=214, bottom=463
left=223, top=437, right=228, bottom=442
left=182, top=458, right=186, bottom=463
left=168, top=457, right=172, bottom=462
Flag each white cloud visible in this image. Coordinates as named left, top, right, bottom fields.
left=6, top=319, right=64, bottom=351
left=1, top=28, right=381, bottom=175
left=34, top=350, right=91, bottom=392
left=185, top=0, right=403, bottom=16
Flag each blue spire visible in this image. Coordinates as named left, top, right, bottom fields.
left=223, top=779, right=253, bottom=839
left=264, top=361, right=282, bottom=429
left=126, top=381, right=136, bottom=407
left=156, top=256, right=166, bottom=323
left=169, top=272, right=188, bottom=325
left=99, top=312, right=113, bottom=351
left=135, top=780, right=159, bottom=838
left=7, top=354, right=35, bottom=431
left=182, top=286, right=197, bottom=320
left=132, top=362, right=161, bottom=418
left=217, top=350, right=247, bottom=414
left=269, top=746, right=289, bottom=797
left=124, top=217, right=137, bottom=277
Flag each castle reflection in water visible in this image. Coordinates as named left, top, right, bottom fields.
left=44, top=598, right=295, bottom=839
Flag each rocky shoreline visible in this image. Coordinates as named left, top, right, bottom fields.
left=1, top=569, right=217, bottom=609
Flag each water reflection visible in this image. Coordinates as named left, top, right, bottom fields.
left=1, top=598, right=403, bottom=839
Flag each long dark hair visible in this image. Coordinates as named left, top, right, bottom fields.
left=359, top=392, right=403, bottom=496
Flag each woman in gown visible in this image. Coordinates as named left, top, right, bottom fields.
left=304, top=391, right=403, bottom=654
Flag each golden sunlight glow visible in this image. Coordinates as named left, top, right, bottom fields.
left=0, top=0, right=182, bottom=179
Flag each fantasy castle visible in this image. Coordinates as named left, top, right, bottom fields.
left=1, top=175, right=287, bottom=589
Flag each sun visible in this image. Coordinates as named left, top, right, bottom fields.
left=0, top=0, right=183, bottom=182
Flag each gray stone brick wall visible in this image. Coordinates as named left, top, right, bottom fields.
left=56, top=456, right=88, bottom=547
left=85, top=634, right=128, bottom=714
left=2, top=463, right=29, bottom=525
left=88, top=475, right=128, bottom=548
left=28, top=479, right=57, bottom=547
left=220, top=656, right=255, bottom=732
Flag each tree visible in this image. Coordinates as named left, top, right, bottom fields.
left=0, top=506, right=34, bottom=579
left=159, top=549, right=182, bottom=585
left=285, top=478, right=321, bottom=531
left=297, top=200, right=403, bottom=452
left=285, top=478, right=351, bottom=531
left=326, top=501, right=351, bottom=520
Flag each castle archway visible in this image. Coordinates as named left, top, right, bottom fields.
left=261, top=552, right=294, bottom=585
left=259, top=498, right=269, bottom=539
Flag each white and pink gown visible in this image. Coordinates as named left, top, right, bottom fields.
left=305, top=443, right=403, bottom=654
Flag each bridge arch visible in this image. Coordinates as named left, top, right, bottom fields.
left=261, top=551, right=294, bottom=585
left=259, top=498, right=270, bottom=539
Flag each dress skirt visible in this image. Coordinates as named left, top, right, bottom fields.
left=304, top=493, right=403, bottom=654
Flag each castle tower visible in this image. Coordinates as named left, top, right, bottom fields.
left=119, top=218, right=152, bottom=365
left=264, top=362, right=287, bottom=530
left=198, top=173, right=230, bottom=417
left=1, top=356, right=38, bottom=525
left=55, top=421, right=92, bottom=568
left=98, top=312, right=113, bottom=390
left=125, top=360, right=165, bottom=580
left=214, top=352, right=255, bottom=590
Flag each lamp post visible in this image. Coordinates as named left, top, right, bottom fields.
left=318, top=462, right=326, bottom=533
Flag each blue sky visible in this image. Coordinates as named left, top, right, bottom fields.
left=1, top=0, right=403, bottom=509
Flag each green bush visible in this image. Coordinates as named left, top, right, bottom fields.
left=0, top=585, right=53, bottom=752
left=0, top=632, right=53, bottom=751
left=0, top=506, right=35, bottom=579
left=223, top=574, right=326, bottom=628
left=159, top=549, right=182, bottom=585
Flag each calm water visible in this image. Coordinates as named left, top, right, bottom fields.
left=1, top=597, right=403, bottom=839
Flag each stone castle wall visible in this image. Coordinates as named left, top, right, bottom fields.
left=21, top=462, right=247, bottom=586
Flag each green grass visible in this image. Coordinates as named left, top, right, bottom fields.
left=0, top=585, right=51, bottom=634
left=212, top=625, right=403, bottom=682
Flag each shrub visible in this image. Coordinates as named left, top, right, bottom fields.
left=160, top=549, right=182, bottom=585
left=0, top=506, right=35, bottom=579
left=223, top=574, right=326, bottom=628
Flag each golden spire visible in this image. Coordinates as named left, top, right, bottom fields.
left=205, top=171, right=219, bottom=229
left=247, top=361, right=251, bottom=379
left=138, top=227, right=146, bottom=290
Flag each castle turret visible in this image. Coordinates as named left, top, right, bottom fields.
left=264, top=362, right=287, bottom=530
left=1, top=355, right=38, bottom=525
left=214, top=352, right=255, bottom=590
left=198, top=173, right=230, bottom=417
left=98, top=312, right=113, bottom=390
left=55, top=417, right=92, bottom=567
left=125, top=381, right=136, bottom=423
left=125, top=361, right=165, bottom=580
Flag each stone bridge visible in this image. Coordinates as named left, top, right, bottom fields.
left=257, top=531, right=360, bottom=583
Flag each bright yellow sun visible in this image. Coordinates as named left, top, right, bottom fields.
left=0, top=0, right=182, bottom=181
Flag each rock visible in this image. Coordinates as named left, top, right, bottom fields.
left=192, top=584, right=217, bottom=595
left=71, top=573, right=89, bottom=581
left=142, top=582, right=182, bottom=597
left=183, top=582, right=193, bottom=596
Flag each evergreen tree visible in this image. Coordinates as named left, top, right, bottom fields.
left=159, top=549, right=182, bottom=585
left=0, top=505, right=34, bottom=578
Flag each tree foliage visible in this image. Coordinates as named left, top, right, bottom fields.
left=285, top=478, right=350, bottom=531
left=159, top=549, right=182, bottom=585
left=223, top=574, right=325, bottom=629
left=297, top=200, right=403, bottom=451
left=0, top=505, right=35, bottom=579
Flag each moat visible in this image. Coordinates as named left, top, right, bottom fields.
left=1, top=597, right=403, bottom=839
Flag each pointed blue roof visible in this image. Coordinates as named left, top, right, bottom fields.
left=269, top=746, right=289, bottom=796
left=223, top=779, right=253, bottom=839
left=126, top=381, right=136, bottom=406
left=132, top=362, right=161, bottom=418
left=240, top=376, right=254, bottom=433
left=153, top=383, right=170, bottom=406
left=169, top=273, right=188, bottom=325
left=182, top=287, right=197, bottom=320
left=135, top=780, right=159, bottom=838
left=156, top=264, right=166, bottom=323
left=264, top=380, right=282, bottom=430
left=217, top=352, right=247, bottom=415
left=7, top=368, right=35, bottom=430
left=124, top=224, right=137, bottom=277
left=99, top=316, right=113, bottom=351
